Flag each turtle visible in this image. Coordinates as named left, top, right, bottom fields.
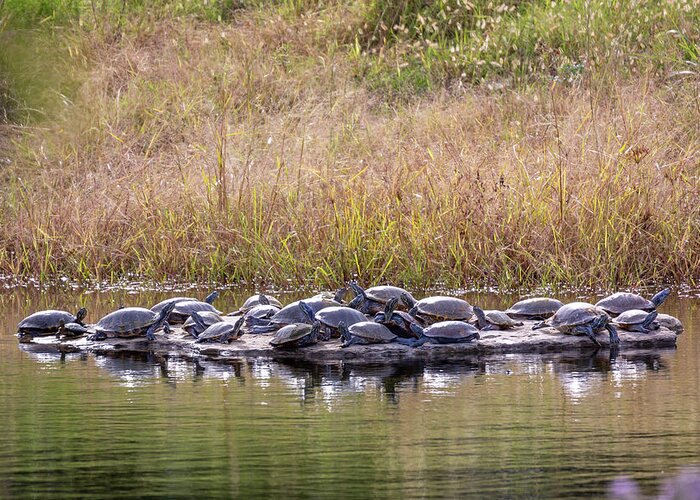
left=151, top=290, right=219, bottom=314
left=504, top=297, right=564, bottom=320
left=247, top=295, right=342, bottom=334
left=348, top=283, right=416, bottom=315
left=270, top=320, right=321, bottom=348
left=89, top=301, right=176, bottom=341
left=337, top=321, right=419, bottom=348
left=532, top=302, right=619, bottom=346
left=373, top=297, right=420, bottom=338
left=595, top=288, right=670, bottom=317
left=242, top=303, right=282, bottom=331
left=192, top=313, right=244, bottom=343
left=612, top=309, right=659, bottom=333
left=168, top=297, right=223, bottom=325
left=55, top=320, right=91, bottom=339
left=17, top=307, right=88, bottom=341
left=182, top=311, right=225, bottom=338
left=231, top=293, right=283, bottom=315
left=409, top=321, right=480, bottom=345
left=472, top=306, right=524, bottom=331
left=401, top=293, right=473, bottom=326
left=314, top=306, right=368, bottom=339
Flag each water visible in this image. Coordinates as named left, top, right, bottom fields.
left=1, top=287, right=699, bottom=498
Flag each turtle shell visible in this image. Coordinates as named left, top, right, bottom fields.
left=505, top=298, right=563, bottom=319
left=95, top=307, right=160, bottom=337
left=482, top=310, right=523, bottom=328
left=169, top=300, right=222, bottom=324
left=151, top=297, right=197, bottom=314
left=410, top=296, right=473, bottom=323
left=237, top=294, right=283, bottom=313
left=613, top=309, right=656, bottom=327
left=347, top=321, right=397, bottom=343
left=423, top=321, right=480, bottom=340
left=315, top=307, right=367, bottom=329
left=595, top=293, right=655, bottom=316
left=183, top=311, right=224, bottom=337
left=18, top=309, right=82, bottom=335
left=271, top=297, right=341, bottom=325
left=547, top=302, right=604, bottom=332
left=364, top=286, right=415, bottom=308
left=195, top=322, right=240, bottom=343
left=270, top=322, right=319, bottom=348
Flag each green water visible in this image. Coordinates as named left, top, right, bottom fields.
left=1, top=287, right=699, bottom=498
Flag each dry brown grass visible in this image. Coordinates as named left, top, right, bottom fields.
left=1, top=9, right=699, bottom=288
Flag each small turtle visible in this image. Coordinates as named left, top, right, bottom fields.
left=612, top=309, right=659, bottom=333
left=182, top=311, right=225, bottom=338
left=17, top=307, right=88, bottom=341
left=168, top=296, right=223, bottom=325
left=409, top=321, right=480, bottom=345
left=89, top=301, right=176, bottom=341
left=595, top=289, right=670, bottom=317
left=337, top=321, right=419, bottom=348
left=348, top=283, right=416, bottom=315
left=270, top=320, right=321, bottom=348
left=242, top=303, right=282, bottom=330
left=373, top=297, right=419, bottom=338
left=472, top=306, right=524, bottom=331
left=231, top=293, right=283, bottom=315
left=504, top=297, right=564, bottom=320
left=314, top=306, right=367, bottom=339
left=192, top=313, right=244, bottom=343
left=151, top=291, right=219, bottom=314
left=55, top=320, right=91, bottom=339
left=248, top=295, right=342, bottom=334
left=401, top=293, right=473, bottom=326
left=532, top=302, right=619, bottom=346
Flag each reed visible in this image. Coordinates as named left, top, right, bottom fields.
left=0, top=0, right=698, bottom=288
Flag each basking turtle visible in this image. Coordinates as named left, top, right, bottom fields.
left=612, top=309, right=659, bottom=333
left=348, top=283, right=416, bottom=315
left=373, top=297, right=419, bottom=338
left=17, top=307, right=88, bottom=341
left=168, top=297, right=223, bottom=325
left=231, top=293, right=282, bottom=315
left=151, top=291, right=219, bottom=314
left=270, top=301, right=320, bottom=348
left=504, top=298, right=563, bottom=320
left=55, top=320, right=90, bottom=340
left=242, top=303, right=282, bottom=331
left=532, top=302, right=619, bottom=346
left=337, top=321, right=419, bottom=348
left=192, top=313, right=244, bottom=343
left=473, top=306, right=524, bottom=331
left=89, top=301, right=176, bottom=341
left=182, top=311, right=225, bottom=338
left=595, top=289, right=670, bottom=317
left=401, top=293, right=473, bottom=326
left=247, top=295, right=342, bottom=334
left=314, top=306, right=367, bottom=339
left=409, top=321, right=480, bottom=345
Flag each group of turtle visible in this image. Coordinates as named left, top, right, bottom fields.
left=16, top=285, right=671, bottom=350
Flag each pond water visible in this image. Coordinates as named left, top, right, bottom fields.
left=1, top=286, right=699, bottom=498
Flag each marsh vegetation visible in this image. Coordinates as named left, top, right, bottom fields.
left=0, top=0, right=698, bottom=288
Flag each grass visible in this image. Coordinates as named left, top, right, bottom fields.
left=0, top=0, right=698, bottom=289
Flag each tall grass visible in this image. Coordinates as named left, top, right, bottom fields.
left=0, top=0, right=698, bottom=288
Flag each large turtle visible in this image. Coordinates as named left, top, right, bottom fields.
left=473, top=306, right=523, bottom=331
left=532, top=302, right=619, bottom=346
left=17, top=307, right=88, bottom=341
left=248, top=294, right=342, bottom=334
left=504, top=297, right=563, bottom=320
left=373, top=297, right=419, bottom=338
left=151, top=291, right=219, bottom=314
left=314, top=306, right=367, bottom=339
left=612, top=309, right=659, bottom=333
left=230, top=293, right=283, bottom=315
left=270, top=302, right=320, bottom=348
left=192, top=313, right=244, bottom=343
left=409, top=321, right=480, bottom=345
left=348, top=283, right=416, bottom=315
left=168, top=297, right=223, bottom=325
left=595, top=289, right=670, bottom=317
left=337, top=321, right=419, bottom=348
left=401, top=293, right=473, bottom=326
left=89, top=301, right=176, bottom=341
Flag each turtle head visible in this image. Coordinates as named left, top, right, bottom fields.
left=409, top=322, right=424, bottom=339
left=190, top=311, right=207, bottom=330
left=258, top=294, right=270, bottom=306
left=298, top=301, right=315, bottom=323
left=400, top=292, right=416, bottom=309
left=333, top=287, right=348, bottom=304
left=204, top=291, right=220, bottom=304
left=337, top=321, right=351, bottom=343
left=231, top=315, right=245, bottom=340
left=651, top=288, right=670, bottom=307
left=309, top=321, right=321, bottom=343
left=158, top=300, right=178, bottom=323
left=473, top=306, right=488, bottom=329
left=75, top=307, right=88, bottom=324
left=384, top=297, right=398, bottom=317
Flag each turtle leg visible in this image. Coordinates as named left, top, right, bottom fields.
left=145, top=324, right=157, bottom=341
left=641, top=311, right=658, bottom=331
left=606, top=323, right=620, bottom=345
left=340, top=336, right=358, bottom=348
left=572, top=325, right=601, bottom=347
left=163, top=322, right=172, bottom=335
left=626, top=324, right=649, bottom=334
left=88, top=332, right=107, bottom=341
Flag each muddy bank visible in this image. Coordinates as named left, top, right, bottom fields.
left=21, top=314, right=683, bottom=364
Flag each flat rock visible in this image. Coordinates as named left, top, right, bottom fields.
left=21, top=318, right=682, bottom=363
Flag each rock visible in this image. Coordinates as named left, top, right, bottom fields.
left=656, top=313, right=684, bottom=334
